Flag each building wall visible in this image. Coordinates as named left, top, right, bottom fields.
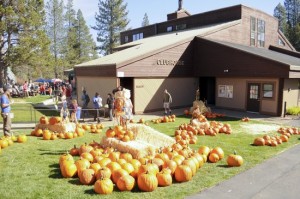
left=134, top=77, right=198, bottom=113
left=118, top=41, right=194, bottom=77
left=283, top=79, right=300, bottom=112
left=216, top=78, right=279, bottom=115
left=76, top=76, right=118, bottom=108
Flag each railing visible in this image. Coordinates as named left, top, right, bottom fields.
left=0, top=107, right=108, bottom=124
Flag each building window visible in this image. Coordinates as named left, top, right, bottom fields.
left=250, top=85, right=259, bottom=99
left=175, top=24, right=186, bottom=31
left=124, top=36, right=129, bottom=43
left=263, top=83, right=274, bottom=98
left=279, top=38, right=285, bottom=46
left=167, top=26, right=173, bottom=32
left=257, top=19, right=265, bottom=47
left=133, top=33, right=143, bottom=41
left=250, top=17, right=256, bottom=46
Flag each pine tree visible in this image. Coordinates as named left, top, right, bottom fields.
left=141, top=13, right=150, bottom=27
left=0, top=0, right=51, bottom=86
left=45, top=0, right=66, bottom=78
left=274, top=3, right=287, bottom=33
left=92, top=0, right=130, bottom=55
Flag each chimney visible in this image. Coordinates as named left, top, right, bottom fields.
left=167, top=0, right=191, bottom=21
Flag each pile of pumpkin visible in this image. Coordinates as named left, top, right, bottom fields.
left=59, top=141, right=209, bottom=194
left=31, top=125, right=86, bottom=140
left=252, top=127, right=299, bottom=147
left=198, top=145, right=243, bottom=167
left=203, top=112, right=225, bottom=119
left=151, top=115, right=176, bottom=124
left=241, top=117, right=250, bottom=122
left=105, top=125, right=135, bottom=142
left=0, top=134, right=28, bottom=154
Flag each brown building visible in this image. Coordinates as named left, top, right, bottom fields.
left=74, top=4, right=300, bottom=116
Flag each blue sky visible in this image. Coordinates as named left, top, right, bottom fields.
left=70, top=0, right=284, bottom=42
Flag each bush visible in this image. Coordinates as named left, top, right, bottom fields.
left=286, top=106, right=300, bottom=115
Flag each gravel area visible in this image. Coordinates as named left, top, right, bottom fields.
left=240, top=123, right=281, bottom=134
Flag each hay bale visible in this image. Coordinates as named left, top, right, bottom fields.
left=35, top=122, right=76, bottom=133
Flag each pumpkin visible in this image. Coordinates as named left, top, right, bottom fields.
left=94, top=178, right=114, bottom=194
left=198, top=146, right=210, bottom=156
left=17, top=134, right=27, bottom=143
left=182, top=158, right=197, bottom=176
left=137, top=172, right=158, bottom=192
left=80, top=152, right=94, bottom=163
left=96, top=167, right=112, bottom=180
left=253, top=137, right=265, bottom=146
left=121, top=162, right=135, bottom=175
left=210, top=147, right=224, bottom=160
left=208, top=153, right=219, bottom=163
left=106, top=162, right=122, bottom=173
left=116, top=174, right=135, bottom=191
left=70, top=145, right=79, bottom=156
left=79, top=169, right=96, bottom=185
left=157, top=168, right=172, bottom=187
left=105, top=128, right=115, bottom=138
left=89, top=163, right=102, bottom=174
left=61, top=161, right=77, bottom=178
left=227, top=151, right=244, bottom=167
left=43, top=129, right=51, bottom=140
left=0, top=139, right=9, bottom=148
left=112, top=168, right=129, bottom=184
left=162, top=159, right=177, bottom=174
left=39, top=116, right=49, bottom=124
left=174, top=165, right=193, bottom=182
left=79, top=143, right=93, bottom=155
left=75, top=159, right=90, bottom=173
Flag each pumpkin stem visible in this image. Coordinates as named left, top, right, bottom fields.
left=233, top=150, right=237, bottom=155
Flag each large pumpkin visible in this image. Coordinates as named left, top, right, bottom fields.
left=79, top=169, right=96, bottom=185
left=94, top=178, right=114, bottom=194
left=137, top=172, right=158, bottom=192
left=174, top=165, right=193, bottom=182
left=39, top=116, right=49, bottom=124
left=116, top=175, right=135, bottom=191
left=210, top=147, right=224, bottom=160
left=227, top=151, right=244, bottom=167
left=157, top=168, right=172, bottom=187
left=253, top=137, right=265, bottom=146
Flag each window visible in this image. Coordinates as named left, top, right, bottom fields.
left=124, top=36, right=129, bottom=43
left=257, top=19, right=265, bottom=47
left=133, top=33, right=143, bottom=41
left=218, top=85, right=233, bottom=98
left=263, top=84, right=274, bottom=98
left=250, top=85, right=259, bottom=99
left=167, top=26, right=173, bottom=32
left=175, top=24, right=186, bottom=31
left=279, top=38, right=285, bottom=46
left=250, top=17, right=256, bottom=46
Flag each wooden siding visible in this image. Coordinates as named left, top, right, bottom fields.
left=74, top=65, right=116, bottom=77
left=117, top=41, right=194, bottom=77
left=193, top=38, right=290, bottom=78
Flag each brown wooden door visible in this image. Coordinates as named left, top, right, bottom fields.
left=247, top=83, right=260, bottom=112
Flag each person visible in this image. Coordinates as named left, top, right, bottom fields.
left=65, top=83, right=72, bottom=104
left=122, top=89, right=133, bottom=125
left=81, top=89, right=90, bottom=117
left=163, top=89, right=172, bottom=115
left=196, top=88, right=200, bottom=101
left=112, top=86, right=123, bottom=95
left=106, top=93, right=114, bottom=121
left=0, top=85, right=14, bottom=137
left=93, top=92, right=102, bottom=123
left=23, top=81, right=29, bottom=97
left=60, top=95, right=69, bottom=122
left=69, top=99, right=78, bottom=123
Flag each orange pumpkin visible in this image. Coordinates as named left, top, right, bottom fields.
left=137, top=172, right=158, bottom=192
left=117, top=174, right=135, bottom=191
left=94, top=178, right=114, bottom=194
left=227, top=151, right=244, bottom=167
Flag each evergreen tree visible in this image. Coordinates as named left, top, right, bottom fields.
left=0, top=0, right=51, bottom=86
left=75, top=10, right=98, bottom=63
left=274, top=3, right=287, bottom=33
left=141, top=13, right=150, bottom=27
left=45, top=0, right=66, bottom=78
left=92, top=0, right=130, bottom=55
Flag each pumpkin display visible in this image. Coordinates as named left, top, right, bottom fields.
left=94, top=178, right=114, bottom=194
left=227, top=151, right=244, bottom=167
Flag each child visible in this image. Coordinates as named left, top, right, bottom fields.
left=60, top=95, right=69, bottom=122
left=69, top=99, right=78, bottom=123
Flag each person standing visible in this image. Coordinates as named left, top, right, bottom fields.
left=81, top=90, right=90, bottom=117
left=0, top=85, right=13, bottom=136
left=106, top=93, right=114, bottom=121
left=93, top=92, right=102, bottom=123
left=163, top=89, right=172, bottom=115
left=69, top=99, right=78, bottom=123
left=23, top=81, right=29, bottom=97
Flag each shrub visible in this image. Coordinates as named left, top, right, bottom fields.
left=286, top=106, right=300, bottom=115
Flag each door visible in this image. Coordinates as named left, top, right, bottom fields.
left=247, top=83, right=260, bottom=112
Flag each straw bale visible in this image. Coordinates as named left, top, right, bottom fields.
left=36, top=122, right=76, bottom=133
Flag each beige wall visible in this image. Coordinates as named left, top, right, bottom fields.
left=76, top=76, right=117, bottom=108
left=134, top=77, right=198, bottom=113
left=216, top=78, right=279, bottom=115
left=283, top=79, right=300, bottom=112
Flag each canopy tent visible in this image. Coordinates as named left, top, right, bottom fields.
left=51, top=78, right=63, bottom=83
left=34, top=78, right=51, bottom=83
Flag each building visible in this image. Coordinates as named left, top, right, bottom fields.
left=74, top=4, right=300, bottom=116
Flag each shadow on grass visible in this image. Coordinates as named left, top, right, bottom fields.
left=176, top=115, right=241, bottom=122
left=84, top=189, right=96, bottom=195
left=38, top=149, right=67, bottom=156
left=49, top=164, right=62, bottom=179
left=217, top=164, right=230, bottom=168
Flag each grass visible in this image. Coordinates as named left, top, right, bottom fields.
left=0, top=115, right=299, bottom=199
left=0, top=95, right=59, bottom=123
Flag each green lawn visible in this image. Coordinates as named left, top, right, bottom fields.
left=0, top=115, right=299, bottom=199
